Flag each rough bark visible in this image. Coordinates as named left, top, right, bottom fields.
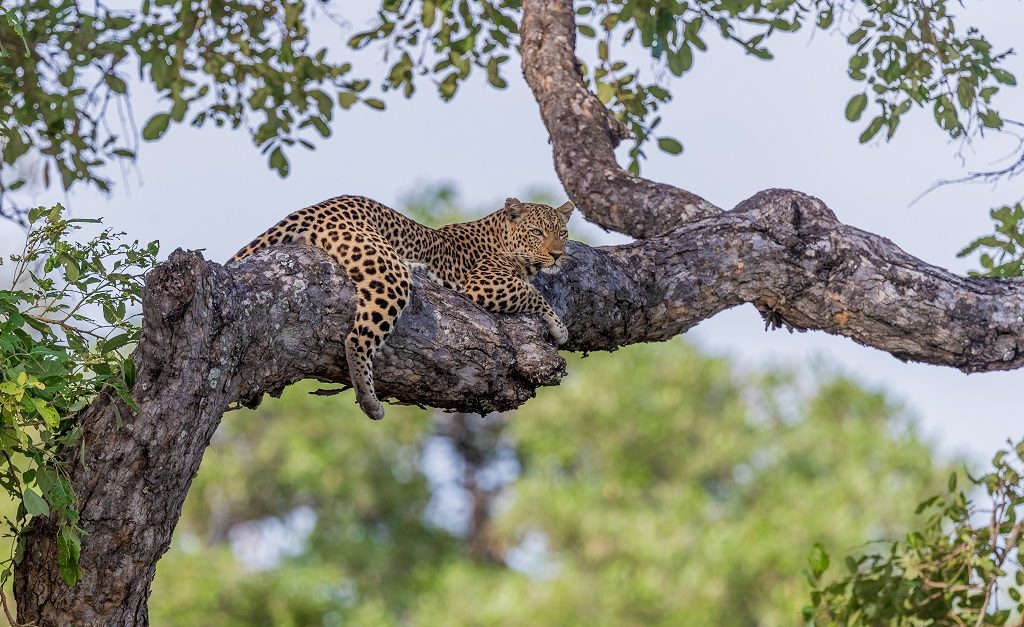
left=14, top=0, right=1024, bottom=624
left=520, top=0, right=721, bottom=238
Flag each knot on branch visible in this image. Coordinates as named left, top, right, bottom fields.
left=144, top=249, right=210, bottom=324
left=736, top=189, right=838, bottom=232
left=735, top=189, right=838, bottom=258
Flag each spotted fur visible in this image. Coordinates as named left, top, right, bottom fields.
left=229, top=195, right=573, bottom=420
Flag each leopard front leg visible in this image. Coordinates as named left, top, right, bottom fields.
left=464, top=271, right=568, bottom=346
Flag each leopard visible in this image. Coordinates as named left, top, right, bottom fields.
left=228, top=195, right=574, bottom=420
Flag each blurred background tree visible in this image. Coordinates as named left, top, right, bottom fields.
left=144, top=293, right=946, bottom=626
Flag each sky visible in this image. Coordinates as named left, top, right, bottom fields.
left=3, top=2, right=1024, bottom=463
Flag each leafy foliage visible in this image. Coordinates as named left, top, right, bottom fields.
left=0, top=0, right=375, bottom=216
left=958, top=203, right=1024, bottom=278
left=352, top=0, right=1016, bottom=173
left=832, top=0, right=1015, bottom=144
left=2, top=0, right=1017, bottom=203
left=0, top=206, right=157, bottom=586
left=806, top=439, right=1024, bottom=626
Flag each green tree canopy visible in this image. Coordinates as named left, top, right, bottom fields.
left=1, top=0, right=1019, bottom=257
left=147, top=340, right=947, bottom=626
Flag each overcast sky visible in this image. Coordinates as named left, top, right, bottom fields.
left=3, top=2, right=1023, bottom=463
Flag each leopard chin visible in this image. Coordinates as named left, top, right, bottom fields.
left=541, top=262, right=563, bottom=275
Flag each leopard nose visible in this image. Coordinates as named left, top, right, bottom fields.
left=551, top=252, right=562, bottom=262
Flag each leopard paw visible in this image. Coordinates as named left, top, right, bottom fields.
left=547, top=319, right=569, bottom=346
left=357, top=395, right=386, bottom=421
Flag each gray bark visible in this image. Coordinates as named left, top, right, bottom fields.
left=15, top=0, right=1024, bottom=624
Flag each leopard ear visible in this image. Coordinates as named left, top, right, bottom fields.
left=555, top=200, right=575, bottom=222
left=504, top=197, right=524, bottom=221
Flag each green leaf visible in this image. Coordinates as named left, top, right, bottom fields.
left=23, top=488, right=49, bottom=516
left=63, top=258, right=80, bottom=283
left=808, top=543, right=830, bottom=577
left=32, top=398, right=60, bottom=429
left=123, top=359, right=137, bottom=389
left=268, top=147, right=289, bottom=178
left=668, top=44, right=693, bottom=75
left=105, top=74, right=127, bottom=94
left=845, top=94, right=868, bottom=122
left=847, top=28, right=867, bottom=45
left=338, top=92, right=358, bottom=110
left=57, top=528, right=81, bottom=587
left=100, top=333, right=131, bottom=354
left=363, top=98, right=386, bottom=110
left=142, top=113, right=171, bottom=141
left=956, top=78, right=974, bottom=110
left=817, top=9, right=834, bottom=29
left=859, top=116, right=885, bottom=143
left=980, top=110, right=1003, bottom=129
left=993, top=69, right=1017, bottom=86
left=657, top=137, right=684, bottom=155
left=310, top=117, right=331, bottom=138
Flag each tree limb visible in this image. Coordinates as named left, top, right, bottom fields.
left=518, top=0, right=1024, bottom=372
left=520, top=0, right=721, bottom=238
left=15, top=182, right=1024, bottom=622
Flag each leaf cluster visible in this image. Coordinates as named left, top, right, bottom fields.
left=836, top=0, right=1015, bottom=145
left=806, top=439, right=1024, bottom=626
left=1, top=1, right=1018, bottom=211
left=348, top=0, right=520, bottom=102
left=958, top=203, right=1024, bottom=278
left=0, top=0, right=377, bottom=216
left=0, top=205, right=157, bottom=587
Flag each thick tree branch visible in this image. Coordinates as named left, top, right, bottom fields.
left=520, top=0, right=721, bottom=238
left=16, top=183, right=1024, bottom=622
left=518, top=0, right=1024, bottom=372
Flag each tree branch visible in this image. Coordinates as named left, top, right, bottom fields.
left=15, top=181, right=1024, bottom=622
left=518, top=0, right=1024, bottom=372
left=520, top=0, right=721, bottom=238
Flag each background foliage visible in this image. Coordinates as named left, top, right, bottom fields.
left=142, top=339, right=949, bottom=626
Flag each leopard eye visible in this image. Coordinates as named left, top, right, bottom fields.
left=530, top=228, right=544, bottom=237
left=560, top=229, right=568, bottom=238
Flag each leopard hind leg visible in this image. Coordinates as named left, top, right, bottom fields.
left=326, top=229, right=411, bottom=420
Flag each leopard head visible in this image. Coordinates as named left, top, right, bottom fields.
left=501, top=197, right=574, bottom=274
